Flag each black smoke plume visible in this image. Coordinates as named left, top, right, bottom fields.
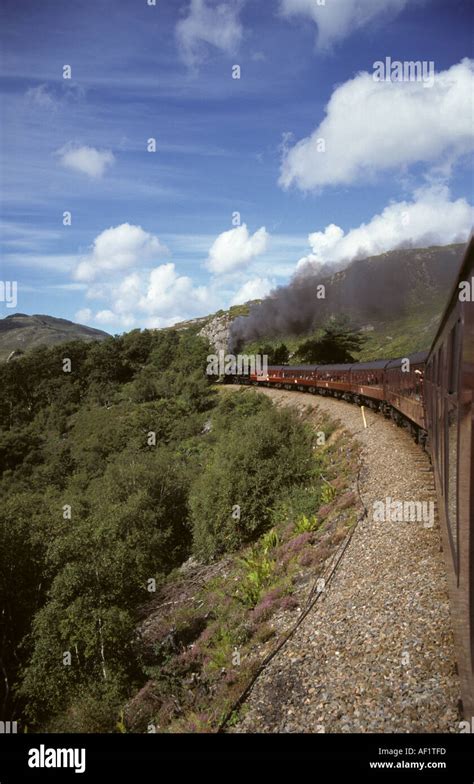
left=229, top=243, right=465, bottom=351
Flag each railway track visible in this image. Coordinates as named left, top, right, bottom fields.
left=230, top=388, right=460, bottom=733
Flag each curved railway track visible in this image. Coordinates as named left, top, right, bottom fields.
left=230, top=388, right=460, bottom=733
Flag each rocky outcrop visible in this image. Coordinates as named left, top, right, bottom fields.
left=198, top=313, right=232, bottom=353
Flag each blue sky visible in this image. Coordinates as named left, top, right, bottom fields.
left=1, top=0, right=473, bottom=333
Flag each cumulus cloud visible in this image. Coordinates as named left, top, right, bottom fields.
left=58, top=143, right=115, bottom=178
left=279, top=0, right=411, bottom=49
left=138, top=263, right=210, bottom=315
left=206, top=224, right=270, bottom=274
left=280, top=59, right=474, bottom=191
left=176, top=0, right=243, bottom=67
left=84, top=265, right=212, bottom=329
left=71, top=223, right=224, bottom=329
left=94, top=310, right=118, bottom=325
left=296, top=185, right=473, bottom=270
left=230, top=276, right=274, bottom=305
left=74, top=223, right=168, bottom=282
left=75, top=308, right=93, bottom=323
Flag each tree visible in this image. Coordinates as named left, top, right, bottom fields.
left=149, top=330, right=180, bottom=371
left=0, top=325, right=234, bottom=729
left=0, top=494, right=51, bottom=720
left=296, top=317, right=365, bottom=364
left=257, top=343, right=290, bottom=365
left=190, top=404, right=314, bottom=559
left=122, top=329, right=155, bottom=368
left=19, top=448, right=192, bottom=726
left=272, top=343, right=290, bottom=364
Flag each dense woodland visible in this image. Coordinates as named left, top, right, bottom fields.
left=0, top=329, right=319, bottom=730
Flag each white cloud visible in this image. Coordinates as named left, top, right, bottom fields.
left=57, top=143, right=115, bottom=179
left=75, top=308, right=93, bottom=323
left=81, top=264, right=214, bottom=330
left=296, top=185, right=473, bottom=269
left=25, top=84, right=56, bottom=110
left=231, top=276, right=274, bottom=305
left=279, top=0, right=411, bottom=49
left=206, top=224, right=270, bottom=274
left=176, top=0, right=243, bottom=67
left=139, top=263, right=210, bottom=315
left=280, top=59, right=474, bottom=191
left=74, top=223, right=168, bottom=282
left=95, top=309, right=124, bottom=325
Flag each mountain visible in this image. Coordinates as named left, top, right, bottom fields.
left=0, top=313, right=109, bottom=362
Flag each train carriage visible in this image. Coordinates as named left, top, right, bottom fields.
left=349, top=359, right=388, bottom=404
left=384, top=350, right=427, bottom=430
left=425, top=236, right=474, bottom=719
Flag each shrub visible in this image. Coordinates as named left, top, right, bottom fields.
left=190, top=404, right=314, bottom=559
left=237, top=549, right=276, bottom=607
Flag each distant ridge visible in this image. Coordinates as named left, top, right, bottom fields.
left=0, top=313, right=109, bottom=362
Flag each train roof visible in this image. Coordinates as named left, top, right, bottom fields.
left=427, top=235, right=473, bottom=361
left=316, top=363, right=356, bottom=372
left=385, top=350, right=429, bottom=369
left=268, top=364, right=350, bottom=371
left=267, top=350, right=429, bottom=374
left=268, top=364, right=319, bottom=371
left=351, top=359, right=390, bottom=370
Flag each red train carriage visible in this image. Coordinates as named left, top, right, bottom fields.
left=248, top=354, right=428, bottom=434
left=349, top=359, right=387, bottom=403
left=383, top=350, right=427, bottom=431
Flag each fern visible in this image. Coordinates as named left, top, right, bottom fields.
left=321, top=483, right=336, bottom=504
left=294, top=514, right=319, bottom=534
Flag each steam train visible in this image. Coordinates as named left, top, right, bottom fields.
left=235, top=237, right=474, bottom=719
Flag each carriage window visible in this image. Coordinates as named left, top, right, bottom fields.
left=446, top=399, right=459, bottom=567
left=448, top=321, right=461, bottom=395
left=437, top=347, right=443, bottom=387
left=446, top=322, right=461, bottom=569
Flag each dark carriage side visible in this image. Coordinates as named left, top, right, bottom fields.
left=425, top=236, right=474, bottom=719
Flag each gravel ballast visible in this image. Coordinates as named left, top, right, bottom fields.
left=231, top=389, right=461, bottom=734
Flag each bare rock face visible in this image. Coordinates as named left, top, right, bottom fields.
left=198, top=313, right=232, bottom=353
